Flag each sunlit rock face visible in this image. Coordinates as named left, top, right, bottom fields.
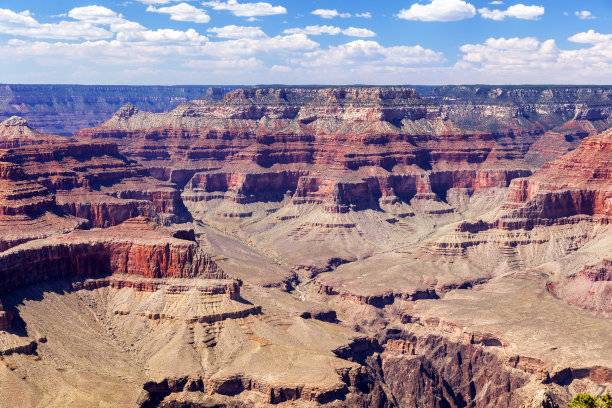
left=0, top=86, right=611, bottom=407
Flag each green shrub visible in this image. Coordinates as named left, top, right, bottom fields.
left=567, top=393, right=612, bottom=408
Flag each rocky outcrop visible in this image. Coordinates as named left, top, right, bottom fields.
left=552, top=258, right=612, bottom=317
left=1, top=85, right=611, bottom=408
left=0, top=298, right=11, bottom=329
left=183, top=170, right=306, bottom=204
left=74, top=87, right=542, bottom=214
left=0, top=161, right=86, bottom=251
left=380, top=331, right=530, bottom=407
left=0, top=116, right=68, bottom=148
left=0, top=85, right=232, bottom=136
left=503, top=128, right=612, bottom=224
left=0, top=217, right=225, bottom=297
left=0, top=141, right=188, bottom=227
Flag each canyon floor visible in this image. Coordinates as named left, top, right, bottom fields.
left=0, top=86, right=611, bottom=408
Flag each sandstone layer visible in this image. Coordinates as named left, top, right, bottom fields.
left=0, top=86, right=611, bottom=407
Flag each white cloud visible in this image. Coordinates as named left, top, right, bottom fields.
left=297, top=40, right=444, bottom=68
left=489, top=1, right=503, bottom=4
left=283, top=25, right=375, bottom=38
left=0, top=7, right=113, bottom=40
left=575, top=10, right=596, bottom=20
left=397, top=0, right=476, bottom=22
left=117, top=28, right=208, bottom=43
left=134, top=0, right=184, bottom=3
left=342, top=27, right=376, bottom=38
left=146, top=3, right=211, bottom=23
left=311, top=9, right=351, bottom=19
left=478, top=8, right=505, bottom=20
left=200, top=33, right=318, bottom=57
left=504, top=4, right=544, bottom=20
left=207, top=25, right=266, bottom=38
left=456, top=34, right=612, bottom=83
left=356, top=12, right=372, bottom=18
left=270, top=64, right=291, bottom=72
left=201, top=0, right=287, bottom=17
left=68, top=6, right=145, bottom=32
left=284, top=25, right=342, bottom=36
left=479, top=4, right=544, bottom=21
left=68, top=5, right=123, bottom=24
left=568, top=29, right=612, bottom=44
left=184, top=57, right=263, bottom=69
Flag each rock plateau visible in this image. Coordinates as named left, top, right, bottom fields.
left=0, top=86, right=611, bottom=408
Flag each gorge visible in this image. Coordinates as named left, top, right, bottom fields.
left=0, top=85, right=610, bottom=408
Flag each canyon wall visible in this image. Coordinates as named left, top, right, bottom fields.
left=0, top=84, right=234, bottom=136
left=0, top=86, right=610, bottom=407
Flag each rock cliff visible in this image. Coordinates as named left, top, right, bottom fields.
left=0, top=84, right=233, bottom=136
left=0, top=140, right=188, bottom=228
left=0, top=86, right=611, bottom=408
left=0, top=116, right=68, bottom=148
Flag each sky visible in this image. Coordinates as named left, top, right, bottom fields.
left=0, top=0, right=610, bottom=85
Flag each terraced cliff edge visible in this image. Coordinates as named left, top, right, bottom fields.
left=0, top=86, right=610, bottom=408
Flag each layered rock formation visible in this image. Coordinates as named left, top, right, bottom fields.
left=0, top=217, right=225, bottom=296
left=0, top=160, right=85, bottom=251
left=504, top=128, right=612, bottom=223
left=0, top=84, right=233, bottom=136
left=0, top=140, right=187, bottom=228
left=0, top=116, right=68, bottom=148
left=0, top=86, right=611, bottom=407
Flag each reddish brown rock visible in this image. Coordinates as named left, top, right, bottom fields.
left=553, top=259, right=612, bottom=317
left=0, top=161, right=86, bottom=251
left=0, top=217, right=225, bottom=295
left=75, top=88, right=539, bottom=214
left=504, top=128, right=612, bottom=223
left=0, top=141, right=187, bottom=227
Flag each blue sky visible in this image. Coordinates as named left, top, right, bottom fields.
left=0, top=0, right=610, bottom=84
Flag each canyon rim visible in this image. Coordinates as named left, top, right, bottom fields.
left=0, top=0, right=612, bottom=407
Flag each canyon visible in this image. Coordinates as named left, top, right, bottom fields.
left=0, top=85, right=611, bottom=407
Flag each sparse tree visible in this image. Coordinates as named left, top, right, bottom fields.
left=568, top=393, right=599, bottom=408
left=599, top=394, right=612, bottom=408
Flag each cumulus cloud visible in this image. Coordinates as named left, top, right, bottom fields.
left=0, top=30, right=320, bottom=76
left=134, top=0, right=184, bottom=3
left=456, top=34, right=612, bottom=83
left=504, top=4, right=544, bottom=20
left=201, top=0, right=286, bottom=17
left=283, top=25, right=375, bottom=38
left=270, top=64, right=291, bottom=72
left=146, top=3, right=211, bottom=23
left=342, top=27, right=376, bottom=38
left=184, top=57, right=263, bottom=69
left=284, top=25, right=342, bottom=36
left=68, top=5, right=145, bottom=32
left=311, top=9, right=351, bottom=19
left=397, top=0, right=476, bottom=22
left=68, top=6, right=123, bottom=24
left=310, top=10, right=370, bottom=19
left=117, top=28, right=208, bottom=43
left=297, top=40, right=444, bottom=68
left=575, top=10, right=596, bottom=20
left=460, top=37, right=557, bottom=66
left=0, top=7, right=113, bottom=40
left=568, top=29, right=612, bottom=44
left=479, top=4, right=544, bottom=21
left=200, top=33, right=318, bottom=57
left=207, top=25, right=266, bottom=38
